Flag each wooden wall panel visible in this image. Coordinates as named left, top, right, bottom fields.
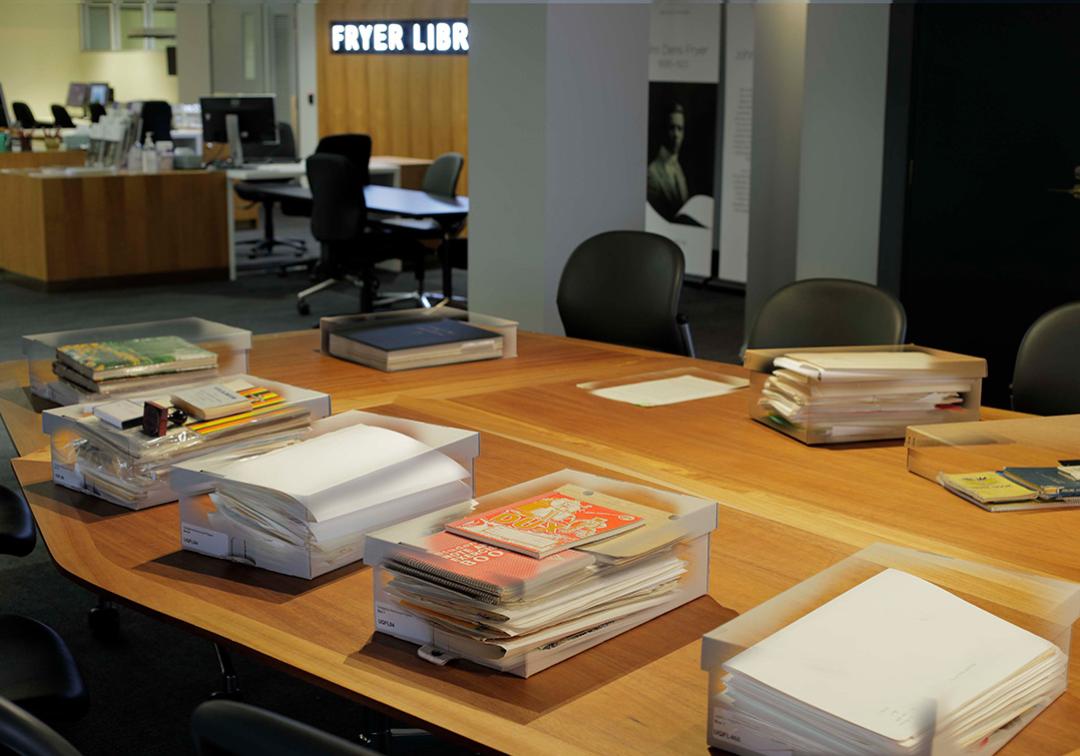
left=316, top=0, right=469, bottom=192
left=0, top=151, right=86, bottom=170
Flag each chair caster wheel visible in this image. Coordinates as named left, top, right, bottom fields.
left=297, top=302, right=310, bottom=315
left=208, top=688, right=243, bottom=701
left=88, top=604, right=120, bottom=640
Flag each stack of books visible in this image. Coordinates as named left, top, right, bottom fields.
left=940, top=465, right=1080, bottom=512
left=51, top=336, right=219, bottom=397
left=713, top=569, right=1067, bottom=755
left=43, top=376, right=331, bottom=510
left=366, top=471, right=716, bottom=677
left=757, top=350, right=982, bottom=442
left=172, top=410, right=480, bottom=579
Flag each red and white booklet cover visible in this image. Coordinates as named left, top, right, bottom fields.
left=445, top=485, right=645, bottom=558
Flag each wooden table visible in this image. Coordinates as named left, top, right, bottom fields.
left=0, top=168, right=228, bottom=287
left=2, top=331, right=1078, bottom=754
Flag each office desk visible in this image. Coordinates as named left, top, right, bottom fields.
left=0, top=150, right=85, bottom=170
left=247, top=184, right=469, bottom=299
left=3, top=331, right=1078, bottom=754
left=222, top=157, right=433, bottom=279
left=0, top=168, right=228, bottom=287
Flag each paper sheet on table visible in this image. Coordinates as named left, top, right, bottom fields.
left=588, top=374, right=748, bottom=407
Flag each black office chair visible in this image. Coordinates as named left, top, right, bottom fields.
left=746, top=278, right=907, bottom=353
left=314, top=134, right=372, bottom=185
left=1012, top=302, right=1080, bottom=415
left=234, top=123, right=309, bottom=258
left=0, top=486, right=87, bottom=723
left=370, top=152, right=466, bottom=307
left=50, top=106, right=75, bottom=129
left=557, top=231, right=695, bottom=357
left=0, top=697, right=83, bottom=756
left=139, top=100, right=173, bottom=144
left=192, top=700, right=381, bottom=756
left=12, top=102, right=46, bottom=128
left=88, top=103, right=106, bottom=123
left=299, top=152, right=401, bottom=315
left=242, top=121, right=296, bottom=163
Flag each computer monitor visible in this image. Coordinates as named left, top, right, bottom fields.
left=67, top=83, right=89, bottom=108
left=199, top=95, right=278, bottom=146
left=88, top=83, right=110, bottom=106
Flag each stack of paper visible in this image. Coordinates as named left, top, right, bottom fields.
left=52, top=335, right=220, bottom=397
left=714, top=569, right=1067, bottom=756
left=174, top=411, right=480, bottom=579
left=759, top=351, right=978, bottom=441
left=44, top=376, right=330, bottom=510
left=366, top=472, right=717, bottom=677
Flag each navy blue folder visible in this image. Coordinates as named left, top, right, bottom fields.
left=338, top=318, right=500, bottom=352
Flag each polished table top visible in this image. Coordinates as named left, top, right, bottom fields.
left=2, top=331, right=1077, bottom=754
left=241, top=182, right=469, bottom=220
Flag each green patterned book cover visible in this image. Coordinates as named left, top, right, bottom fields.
left=56, top=336, right=217, bottom=381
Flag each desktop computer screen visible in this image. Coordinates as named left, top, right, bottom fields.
left=67, top=82, right=89, bottom=108
left=199, top=95, right=278, bottom=145
left=88, top=83, right=110, bottom=106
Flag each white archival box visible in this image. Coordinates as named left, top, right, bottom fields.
left=172, top=410, right=481, bottom=579
left=43, top=375, right=331, bottom=510
left=365, top=469, right=717, bottom=677
left=700, top=543, right=1080, bottom=755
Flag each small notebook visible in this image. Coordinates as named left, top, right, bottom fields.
left=445, top=486, right=646, bottom=558
left=56, top=336, right=217, bottom=381
left=388, top=531, right=594, bottom=603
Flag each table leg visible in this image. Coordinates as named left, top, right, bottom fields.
left=440, top=229, right=453, bottom=303
left=226, top=179, right=237, bottom=280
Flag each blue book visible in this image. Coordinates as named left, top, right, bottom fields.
left=329, top=318, right=503, bottom=372
left=1000, top=467, right=1080, bottom=499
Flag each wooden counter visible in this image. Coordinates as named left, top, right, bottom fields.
left=0, top=168, right=228, bottom=287
left=0, top=150, right=86, bottom=170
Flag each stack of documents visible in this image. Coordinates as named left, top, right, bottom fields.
left=366, top=471, right=716, bottom=677
left=43, top=376, right=330, bottom=510
left=173, top=411, right=480, bottom=579
left=759, top=351, right=980, bottom=441
left=714, top=569, right=1067, bottom=755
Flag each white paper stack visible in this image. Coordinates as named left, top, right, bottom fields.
left=173, top=411, right=480, bottom=579
left=714, top=569, right=1067, bottom=756
left=759, top=351, right=979, bottom=441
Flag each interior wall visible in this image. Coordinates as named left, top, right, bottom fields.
left=315, top=0, right=468, bottom=189
left=0, top=0, right=178, bottom=120
left=0, top=0, right=83, bottom=119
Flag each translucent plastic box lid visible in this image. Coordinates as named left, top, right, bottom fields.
left=702, top=542, right=1080, bottom=671
left=22, top=317, right=252, bottom=354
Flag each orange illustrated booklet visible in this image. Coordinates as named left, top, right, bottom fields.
left=445, top=485, right=645, bottom=558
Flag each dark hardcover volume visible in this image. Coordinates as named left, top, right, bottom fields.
left=338, top=319, right=500, bottom=352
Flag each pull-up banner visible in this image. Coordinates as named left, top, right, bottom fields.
left=646, top=2, right=721, bottom=279
left=330, top=19, right=469, bottom=55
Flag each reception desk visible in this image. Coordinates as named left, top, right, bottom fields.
left=0, top=150, right=86, bottom=170
left=0, top=168, right=228, bottom=287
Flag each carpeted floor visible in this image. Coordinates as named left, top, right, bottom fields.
left=0, top=215, right=744, bottom=755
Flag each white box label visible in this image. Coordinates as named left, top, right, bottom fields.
left=712, top=713, right=792, bottom=756
left=375, top=602, right=432, bottom=644
left=181, top=525, right=229, bottom=557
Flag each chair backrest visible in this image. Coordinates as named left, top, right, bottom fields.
left=0, top=697, right=83, bottom=756
left=1012, top=302, right=1080, bottom=415
left=747, top=278, right=907, bottom=351
left=50, top=105, right=75, bottom=129
left=139, top=100, right=173, bottom=143
left=422, top=152, right=464, bottom=196
left=0, top=485, right=35, bottom=558
left=557, top=230, right=687, bottom=355
left=243, top=122, right=297, bottom=160
left=88, top=103, right=106, bottom=123
left=306, top=153, right=367, bottom=244
left=316, top=134, right=372, bottom=185
left=191, top=700, right=379, bottom=756
left=12, top=102, right=37, bottom=128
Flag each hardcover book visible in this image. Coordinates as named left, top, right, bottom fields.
left=56, top=336, right=218, bottom=381
left=328, top=318, right=502, bottom=372
left=445, top=485, right=646, bottom=558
